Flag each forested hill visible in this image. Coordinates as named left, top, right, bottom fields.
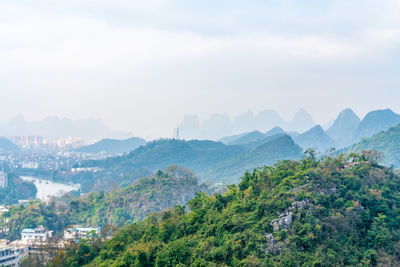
left=347, top=123, right=400, bottom=168
left=203, top=134, right=302, bottom=183
left=84, top=139, right=245, bottom=172
left=0, top=174, right=36, bottom=205
left=1, top=166, right=209, bottom=240
left=73, top=136, right=303, bottom=190
left=52, top=152, right=400, bottom=266
left=65, top=166, right=210, bottom=228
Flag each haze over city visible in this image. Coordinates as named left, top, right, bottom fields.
left=1, top=0, right=400, bottom=138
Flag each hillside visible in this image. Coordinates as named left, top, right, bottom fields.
left=348, top=123, right=400, bottom=168
left=75, top=137, right=305, bottom=188
left=0, top=137, right=20, bottom=153
left=75, top=137, right=147, bottom=154
left=73, top=139, right=245, bottom=190
left=0, top=174, right=37, bottom=205
left=1, top=166, right=209, bottom=240
left=327, top=108, right=360, bottom=147
left=51, top=152, right=400, bottom=266
left=220, top=127, right=286, bottom=146
left=265, top=126, right=286, bottom=137
left=109, top=139, right=245, bottom=174
left=227, top=130, right=266, bottom=145
left=218, top=132, right=247, bottom=144
left=294, top=125, right=337, bottom=152
left=201, top=135, right=302, bottom=183
left=354, top=109, right=400, bottom=141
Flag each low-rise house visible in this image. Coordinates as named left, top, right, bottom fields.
left=64, top=226, right=101, bottom=241
left=21, top=226, right=53, bottom=245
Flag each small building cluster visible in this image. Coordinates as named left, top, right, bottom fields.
left=64, top=226, right=101, bottom=241
left=0, top=225, right=100, bottom=266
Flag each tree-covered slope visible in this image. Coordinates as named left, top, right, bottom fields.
left=73, top=139, right=245, bottom=190
left=51, top=152, right=400, bottom=266
left=74, top=137, right=147, bottom=154
left=1, top=167, right=209, bottom=240
left=295, top=125, right=337, bottom=152
left=83, top=139, right=244, bottom=174
left=202, top=135, right=302, bottom=183
left=348, top=123, right=400, bottom=168
left=66, top=166, right=210, bottom=228
left=354, top=109, right=400, bottom=141
left=227, top=131, right=266, bottom=145
left=0, top=174, right=36, bottom=205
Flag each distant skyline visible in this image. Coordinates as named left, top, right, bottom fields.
left=1, top=1, right=399, bottom=138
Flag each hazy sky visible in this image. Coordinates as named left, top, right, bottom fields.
left=1, top=0, right=399, bottom=138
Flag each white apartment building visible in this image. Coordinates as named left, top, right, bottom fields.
left=21, top=226, right=53, bottom=245
left=64, top=226, right=101, bottom=241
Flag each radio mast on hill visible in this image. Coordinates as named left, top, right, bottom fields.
left=175, top=125, right=180, bottom=140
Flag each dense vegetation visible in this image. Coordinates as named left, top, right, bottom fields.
left=348, top=123, right=400, bottom=168
left=0, top=167, right=209, bottom=240
left=204, top=135, right=302, bottom=183
left=0, top=174, right=36, bottom=205
left=51, top=151, right=400, bottom=266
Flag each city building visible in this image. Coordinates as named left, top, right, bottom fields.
left=9, top=136, right=44, bottom=149
left=57, top=137, right=85, bottom=150
left=0, top=172, right=7, bottom=188
left=21, top=226, right=53, bottom=245
left=64, top=226, right=101, bottom=241
left=0, top=240, right=19, bottom=267
left=21, top=161, right=39, bottom=169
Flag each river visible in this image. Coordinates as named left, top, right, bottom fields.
left=19, top=176, right=79, bottom=201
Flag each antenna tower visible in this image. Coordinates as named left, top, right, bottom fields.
left=175, top=125, right=180, bottom=140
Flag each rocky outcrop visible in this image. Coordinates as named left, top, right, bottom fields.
left=266, top=198, right=313, bottom=255
left=265, top=233, right=285, bottom=255
left=271, top=211, right=293, bottom=232
left=271, top=199, right=312, bottom=232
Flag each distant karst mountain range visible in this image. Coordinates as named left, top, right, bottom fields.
left=180, top=108, right=315, bottom=140
left=180, top=108, right=400, bottom=150
left=0, top=115, right=132, bottom=140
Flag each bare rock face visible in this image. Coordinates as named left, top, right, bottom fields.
left=271, top=210, right=293, bottom=232
left=271, top=199, right=312, bottom=232
left=266, top=198, right=313, bottom=254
